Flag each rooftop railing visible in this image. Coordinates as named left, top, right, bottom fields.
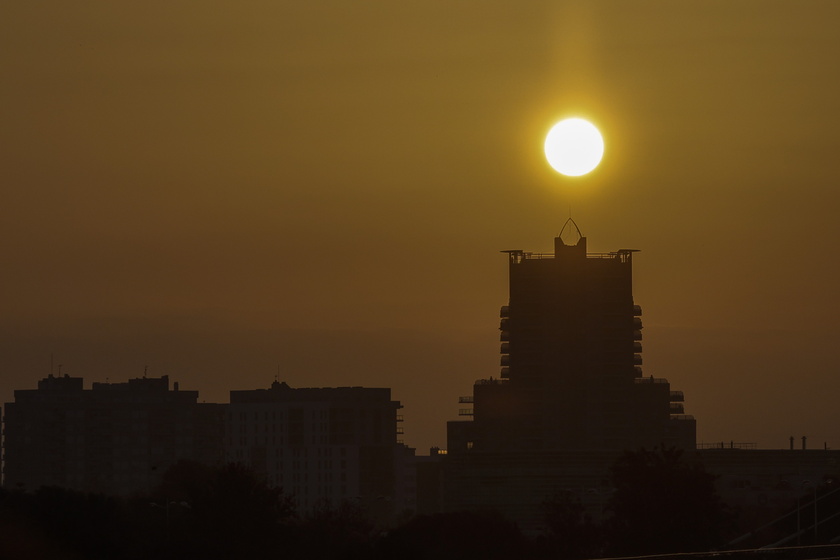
left=511, top=251, right=632, bottom=261
left=697, top=442, right=758, bottom=450
left=634, top=377, right=669, bottom=384
left=474, top=378, right=508, bottom=386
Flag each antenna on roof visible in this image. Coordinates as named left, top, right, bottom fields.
left=144, top=365, right=148, bottom=378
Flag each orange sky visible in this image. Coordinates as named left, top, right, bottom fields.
left=3, top=1, right=840, bottom=452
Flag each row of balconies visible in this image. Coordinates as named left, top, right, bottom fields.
left=504, top=329, right=640, bottom=341
left=501, top=354, right=643, bottom=367
left=500, top=308, right=511, bottom=377
left=502, top=304, right=641, bottom=317
left=500, top=341, right=642, bottom=353
left=501, top=321, right=643, bottom=337
left=670, top=390, right=686, bottom=416
left=499, top=305, right=644, bottom=373
left=502, top=315, right=643, bottom=330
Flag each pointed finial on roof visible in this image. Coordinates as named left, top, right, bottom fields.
left=559, top=217, right=583, bottom=246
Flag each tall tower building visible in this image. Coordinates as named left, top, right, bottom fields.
left=449, top=221, right=694, bottom=454
left=444, top=223, right=695, bottom=525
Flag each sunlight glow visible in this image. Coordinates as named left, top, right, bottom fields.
left=544, top=118, right=604, bottom=177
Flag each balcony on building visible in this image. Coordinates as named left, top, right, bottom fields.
left=458, top=396, right=474, bottom=404
left=669, top=391, right=685, bottom=402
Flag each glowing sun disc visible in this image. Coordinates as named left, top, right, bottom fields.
left=544, top=118, right=604, bottom=176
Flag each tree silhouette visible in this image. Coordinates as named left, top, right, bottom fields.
left=539, top=491, right=602, bottom=559
left=375, top=510, right=525, bottom=560
left=154, top=461, right=296, bottom=559
left=605, top=446, right=728, bottom=556
left=289, top=499, right=376, bottom=560
left=0, top=486, right=134, bottom=559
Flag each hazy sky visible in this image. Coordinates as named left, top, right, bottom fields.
left=3, top=1, right=840, bottom=452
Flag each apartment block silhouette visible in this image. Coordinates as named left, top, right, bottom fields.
left=226, top=381, right=415, bottom=519
left=2, top=374, right=224, bottom=495
left=2, top=376, right=414, bottom=522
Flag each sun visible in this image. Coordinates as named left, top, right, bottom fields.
left=544, top=118, right=604, bottom=177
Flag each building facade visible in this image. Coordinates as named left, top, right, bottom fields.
left=2, top=375, right=415, bottom=521
left=225, top=381, right=414, bottom=521
left=2, top=374, right=224, bottom=495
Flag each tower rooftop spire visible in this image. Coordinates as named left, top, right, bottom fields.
left=558, top=217, right=583, bottom=247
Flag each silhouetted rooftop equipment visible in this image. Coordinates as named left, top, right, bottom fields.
left=501, top=248, right=639, bottom=263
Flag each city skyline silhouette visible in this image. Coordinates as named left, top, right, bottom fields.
left=3, top=2, right=840, bottom=455
left=6, top=229, right=840, bottom=556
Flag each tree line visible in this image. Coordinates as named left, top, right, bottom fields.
left=0, top=446, right=770, bottom=560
